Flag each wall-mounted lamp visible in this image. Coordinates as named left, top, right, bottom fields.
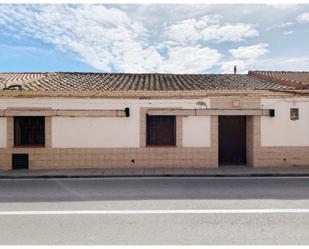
left=125, top=107, right=130, bottom=117
left=269, top=109, right=275, bottom=117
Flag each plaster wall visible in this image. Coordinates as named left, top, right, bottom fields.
left=261, top=98, right=309, bottom=146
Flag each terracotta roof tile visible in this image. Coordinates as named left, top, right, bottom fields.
left=249, top=71, right=309, bottom=89
left=0, top=72, right=294, bottom=92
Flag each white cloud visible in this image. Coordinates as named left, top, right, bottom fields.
left=269, top=4, right=299, bottom=10
left=201, top=23, right=259, bottom=43
left=0, top=5, right=144, bottom=71
left=164, top=15, right=259, bottom=44
left=267, top=22, right=294, bottom=30
left=229, top=43, right=269, bottom=60
left=2, top=4, right=307, bottom=74
left=0, top=5, right=222, bottom=73
left=221, top=56, right=309, bottom=73
left=284, top=31, right=294, bottom=35
left=119, top=4, right=211, bottom=27
left=220, top=55, right=309, bottom=74
left=252, top=56, right=309, bottom=71
left=163, top=19, right=202, bottom=44
left=297, top=13, right=309, bottom=23
left=222, top=43, right=269, bottom=73
left=161, top=46, right=222, bottom=73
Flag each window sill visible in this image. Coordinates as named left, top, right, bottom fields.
left=13, top=145, right=46, bottom=148
left=146, top=145, right=177, bottom=148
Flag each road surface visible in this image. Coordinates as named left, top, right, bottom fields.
left=0, top=176, right=309, bottom=245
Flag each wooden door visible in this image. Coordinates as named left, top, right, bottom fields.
left=219, top=116, right=246, bottom=166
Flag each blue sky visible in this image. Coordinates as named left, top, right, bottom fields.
left=0, top=4, right=309, bottom=73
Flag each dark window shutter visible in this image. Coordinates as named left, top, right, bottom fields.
left=146, top=115, right=176, bottom=146
left=14, top=117, right=45, bottom=146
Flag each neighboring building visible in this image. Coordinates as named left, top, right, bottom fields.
left=0, top=72, right=308, bottom=170
left=249, top=71, right=309, bottom=89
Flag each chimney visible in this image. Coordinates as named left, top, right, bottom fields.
left=233, top=65, right=237, bottom=74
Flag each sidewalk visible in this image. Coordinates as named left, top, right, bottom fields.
left=1, top=166, right=309, bottom=179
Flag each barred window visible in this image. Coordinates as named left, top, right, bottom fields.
left=14, top=117, right=45, bottom=146
left=146, top=115, right=176, bottom=146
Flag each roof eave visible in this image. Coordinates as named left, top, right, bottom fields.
left=0, top=89, right=306, bottom=98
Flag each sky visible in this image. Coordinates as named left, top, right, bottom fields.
left=0, top=4, right=309, bottom=74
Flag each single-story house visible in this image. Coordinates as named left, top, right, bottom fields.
left=0, top=71, right=308, bottom=170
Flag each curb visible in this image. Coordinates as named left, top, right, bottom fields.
left=1, top=173, right=309, bottom=179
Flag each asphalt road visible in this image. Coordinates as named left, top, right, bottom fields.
left=0, top=176, right=309, bottom=245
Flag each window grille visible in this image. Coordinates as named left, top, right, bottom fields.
left=146, top=115, right=176, bottom=146
left=14, top=117, right=45, bottom=146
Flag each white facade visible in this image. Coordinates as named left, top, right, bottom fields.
left=261, top=98, right=309, bottom=146
left=2, top=97, right=309, bottom=149
left=0, top=98, right=211, bottom=148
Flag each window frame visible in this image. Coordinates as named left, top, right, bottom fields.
left=146, top=115, right=176, bottom=147
left=13, top=116, right=46, bottom=147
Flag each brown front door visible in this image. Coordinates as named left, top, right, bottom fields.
left=219, top=116, right=246, bottom=166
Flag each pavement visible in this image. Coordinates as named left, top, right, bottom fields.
left=0, top=176, right=309, bottom=244
left=1, top=165, right=309, bottom=178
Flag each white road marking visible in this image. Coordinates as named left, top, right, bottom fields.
left=66, top=176, right=309, bottom=180
left=0, top=209, right=309, bottom=215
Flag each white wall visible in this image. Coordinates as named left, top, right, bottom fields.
left=261, top=98, right=309, bottom=146
left=52, top=116, right=139, bottom=148
left=0, top=98, right=211, bottom=148
left=0, top=118, right=7, bottom=148
left=183, top=116, right=211, bottom=147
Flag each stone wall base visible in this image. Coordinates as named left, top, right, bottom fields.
left=0, top=147, right=218, bottom=170
left=253, top=147, right=309, bottom=167
left=1, top=146, right=309, bottom=170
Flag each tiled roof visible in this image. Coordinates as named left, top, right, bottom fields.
left=0, top=72, right=294, bottom=92
left=249, top=71, right=309, bottom=90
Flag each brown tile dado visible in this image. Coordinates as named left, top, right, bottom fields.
left=0, top=147, right=218, bottom=170
left=254, top=147, right=309, bottom=167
